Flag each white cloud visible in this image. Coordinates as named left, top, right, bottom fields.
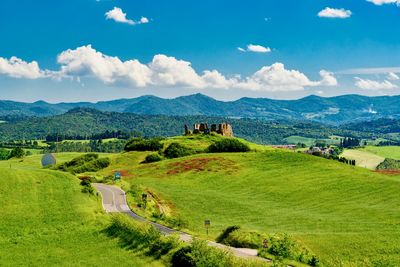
left=367, top=0, right=400, bottom=6
left=355, top=77, right=397, bottom=90
left=105, top=7, right=149, bottom=25
left=237, top=63, right=337, bottom=91
left=238, top=44, right=271, bottom=53
left=0, top=56, right=45, bottom=79
left=0, top=46, right=338, bottom=92
left=319, top=70, right=338, bottom=86
left=387, top=72, right=400, bottom=80
left=318, top=7, right=352, bottom=18
left=57, top=45, right=152, bottom=87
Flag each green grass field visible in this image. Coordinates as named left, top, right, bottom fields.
left=95, top=143, right=400, bottom=266
left=358, top=146, right=400, bottom=160
left=341, top=149, right=385, bottom=170
left=0, top=157, right=162, bottom=266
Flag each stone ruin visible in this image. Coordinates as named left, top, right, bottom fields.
left=184, top=123, right=233, bottom=137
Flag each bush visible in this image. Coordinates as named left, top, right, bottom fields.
left=8, top=147, right=25, bottom=159
left=376, top=158, right=400, bottom=170
left=0, top=148, right=10, bottom=160
left=216, top=226, right=269, bottom=249
left=172, top=246, right=195, bottom=267
left=124, top=138, right=163, bottom=152
left=54, top=153, right=110, bottom=174
left=143, top=153, right=162, bottom=163
left=164, top=143, right=193, bottom=159
left=207, top=139, right=250, bottom=153
left=216, top=225, right=241, bottom=243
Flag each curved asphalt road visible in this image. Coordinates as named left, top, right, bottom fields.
left=93, top=183, right=266, bottom=261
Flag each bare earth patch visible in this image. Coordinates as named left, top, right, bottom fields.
left=166, top=157, right=237, bottom=175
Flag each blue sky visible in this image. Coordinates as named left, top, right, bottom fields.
left=0, top=0, right=400, bottom=102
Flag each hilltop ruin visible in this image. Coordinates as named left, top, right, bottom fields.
left=184, top=123, right=233, bottom=137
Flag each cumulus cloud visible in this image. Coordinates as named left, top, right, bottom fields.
left=57, top=45, right=152, bottom=87
left=0, top=56, right=46, bottom=79
left=0, top=45, right=338, bottom=92
left=387, top=72, right=400, bottom=81
left=355, top=77, right=398, bottom=90
left=318, top=7, right=352, bottom=18
left=367, top=0, right=400, bottom=6
left=238, top=63, right=337, bottom=91
left=105, top=7, right=149, bottom=25
left=238, top=44, right=271, bottom=53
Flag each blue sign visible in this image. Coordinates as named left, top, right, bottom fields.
left=114, top=172, right=121, bottom=180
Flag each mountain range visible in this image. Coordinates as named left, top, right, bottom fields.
left=2, top=94, right=400, bottom=124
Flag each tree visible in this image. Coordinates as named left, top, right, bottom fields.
left=0, top=148, right=10, bottom=160
left=9, top=147, right=25, bottom=159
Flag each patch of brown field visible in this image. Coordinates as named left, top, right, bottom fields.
left=166, top=157, right=237, bottom=175
left=374, top=169, right=400, bottom=175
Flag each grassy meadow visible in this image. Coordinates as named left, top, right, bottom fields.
left=93, top=139, right=400, bottom=266
left=358, top=146, right=400, bottom=160
left=0, top=157, right=163, bottom=266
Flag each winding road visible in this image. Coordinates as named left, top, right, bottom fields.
left=93, top=183, right=266, bottom=261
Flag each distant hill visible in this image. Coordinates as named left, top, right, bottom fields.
left=2, top=94, right=400, bottom=124
left=0, top=107, right=376, bottom=144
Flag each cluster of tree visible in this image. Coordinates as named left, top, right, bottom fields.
left=45, top=130, right=135, bottom=142
left=0, top=140, right=41, bottom=149
left=53, top=153, right=110, bottom=174
left=207, top=139, right=250, bottom=153
left=377, top=141, right=400, bottom=146
left=44, top=139, right=126, bottom=153
left=0, top=107, right=389, bottom=145
left=376, top=158, right=400, bottom=170
left=338, top=157, right=356, bottom=166
left=340, top=137, right=361, bottom=148
left=0, top=147, right=28, bottom=160
left=124, top=138, right=164, bottom=152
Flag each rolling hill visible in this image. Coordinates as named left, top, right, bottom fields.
left=0, top=155, right=162, bottom=267
left=3, top=93, right=400, bottom=124
left=89, top=136, right=400, bottom=266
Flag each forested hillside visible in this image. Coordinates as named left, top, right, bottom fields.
left=0, top=107, right=387, bottom=144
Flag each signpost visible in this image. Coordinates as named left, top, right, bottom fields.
left=114, top=171, right=121, bottom=182
left=204, top=220, right=211, bottom=236
left=263, top=239, right=268, bottom=249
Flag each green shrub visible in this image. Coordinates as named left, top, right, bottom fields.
left=143, top=153, right=162, bottom=163
left=124, top=138, right=163, bottom=152
left=54, top=153, right=110, bottom=174
left=164, top=143, right=193, bottom=159
left=8, top=147, right=25, bottom=159
left=0, top=148, right=9, bottom=160
left=171, top=246, right=195, bottom=267
left=216, top=225, right=241, bottom=243
left=207, top=139, right=250, bottom=153
left=216, top=226, right=269, bottom=249
left=376, top=158, right=400, bottom=170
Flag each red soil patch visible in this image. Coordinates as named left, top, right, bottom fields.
left=374, top=170, right=400, bottom=175
left=166, top=157, right=237, bottom=175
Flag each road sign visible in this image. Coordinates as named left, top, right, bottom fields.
left=114, top=171, right=121, bottom=180
left=204, top=220, right=211, bottom=236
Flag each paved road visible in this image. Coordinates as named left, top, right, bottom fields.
left=93, top=183, right=265, bottom=261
